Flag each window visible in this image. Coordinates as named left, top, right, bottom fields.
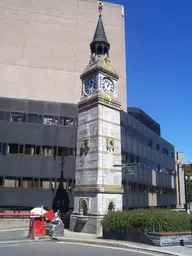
left=40, top=179, right=50, bottom=189
left=0, top=177, right=3, bottom=186
left=42, top=146, right=53, bottom=156
left=58, top=147, right=69, bottom=157
left=59, top=117, right=75, bottom=126
left=24, top=145, right=35, bottom=155
left=162, top=148, right=169, bottom=156
left=35, top=146, right=41, bottom=155
left=135, top=156, right=140, bottom=163
left=22, top=178, right=33, bottom=188
left=66, top=118, right=72, bottom=126
left=0, top=143, right=7, bottom=155
left=60, top=117, right=65, bottom=126
left=0, top=143, right=76, bottom=158
left=4, top=178, right=16, bottom=187
left=18, top=145, right=24, bottom=154
left=0, top=111, right=5, bottom=121
left=9, top=112, right=26, bottom=123
left=27, top=114, right=41, bottom=123
left=156, top=144, right=160, bottom=151
left=33, top=179, right=39, bottom=188
left=16, top=178, right=22, bottom=187
left=8, top=144, right=19, bottom=154
left=121, top=152, right=126, bottom=163
left=43, top=115, right=58, bottom=125
left=130, top=154, right=135, bottom=163
left=148, top=140, right=153, bottom=147
left=69, top=148, right=75, bottom=157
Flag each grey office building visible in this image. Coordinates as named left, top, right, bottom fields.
left=0, top=97, right=176, bottom=213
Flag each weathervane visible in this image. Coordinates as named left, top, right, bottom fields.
left=98, top=0, right=103, bottom=16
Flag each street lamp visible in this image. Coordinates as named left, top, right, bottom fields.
left=113, top=163, right=140, bottom=210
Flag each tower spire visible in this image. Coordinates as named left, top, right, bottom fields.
left=90, top=1, right=110, bottom=56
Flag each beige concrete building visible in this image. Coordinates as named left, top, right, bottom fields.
left=175, top=152, right=186, bottom=209
left=0, top=0, right=127, bottom=111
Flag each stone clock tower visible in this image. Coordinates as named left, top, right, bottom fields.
left=70, top=1, right=122, bottom=235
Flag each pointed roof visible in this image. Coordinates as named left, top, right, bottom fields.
left=80, top=55, right=119, bottom=80
left=91, top=15, right=109, bottom=45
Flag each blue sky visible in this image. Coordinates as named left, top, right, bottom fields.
left=105, top=0, right=192, bottom=161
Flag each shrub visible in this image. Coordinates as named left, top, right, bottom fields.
left=101, top=209, right=192, bottom=233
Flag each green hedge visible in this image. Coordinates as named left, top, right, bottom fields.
left=101, top=209, right=192, bottom=232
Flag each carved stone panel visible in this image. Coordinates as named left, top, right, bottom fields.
left=80, top=137, right=90, bottom=157
left=108, top=201, right=116, bottom=212
left=79, top=198, right=90, bottom=215
left=106, top=137, right=115, bottom=152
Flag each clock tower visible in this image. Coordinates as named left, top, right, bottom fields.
left=70, top=1, right=122, bottom=235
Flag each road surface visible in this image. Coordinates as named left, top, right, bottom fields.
left=0, top=241, right=162, bottom=256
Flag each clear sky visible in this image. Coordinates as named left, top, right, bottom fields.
left=105, top=0, right=192, bottom=162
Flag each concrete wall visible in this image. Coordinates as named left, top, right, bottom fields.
left=0, top=0, right=127, bottom=111
left=0, top=219, right=29, bottom=230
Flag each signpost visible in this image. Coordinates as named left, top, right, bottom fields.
left=113, top=163, right=140, bottom=175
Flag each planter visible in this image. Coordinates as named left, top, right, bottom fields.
left=103, top=228, right=154, bottom=245
left=103, top=228, right=192, bottom=247
left=147, top=232, right=192, bottom=246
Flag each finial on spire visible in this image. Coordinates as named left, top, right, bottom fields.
left=98, top=1, right=103, bottom=16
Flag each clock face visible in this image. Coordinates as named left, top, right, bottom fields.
left=84, top=78, right=97, bottom=95
left=102, top=77, right=114, bottom=93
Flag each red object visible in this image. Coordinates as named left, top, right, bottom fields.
left=29, top=217, right=46, bottom=238
left=0, top=209, right=55, bottom=239
left=44, top=210, right=54, bottom=221
left=0, top=210, right=54, bottom=220
left=0, top=213, right=40, bottom=217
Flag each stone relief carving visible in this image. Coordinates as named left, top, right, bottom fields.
left=80, top=137, right=90, bottom=157
left=108, top=201, right=115, bottom=212
left=106, top=137, right=115, bottom=152
left=79, top=198, right=89, bottom=215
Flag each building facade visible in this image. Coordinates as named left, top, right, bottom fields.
left=0, top=97, right=176, bottom=212
left=121, top=109, right=176, bottom=209
left=0, top=0, right=127, bottom=111
left=0, top=97, right=77, bottom=212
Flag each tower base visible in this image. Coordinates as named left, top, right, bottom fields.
left=69, top=213, right=104, bottom=236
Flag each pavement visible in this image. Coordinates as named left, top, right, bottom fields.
left=0, top=228, right=192, bottom=256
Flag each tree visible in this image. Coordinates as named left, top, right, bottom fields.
left=185, top=165, right=192, bottom=209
